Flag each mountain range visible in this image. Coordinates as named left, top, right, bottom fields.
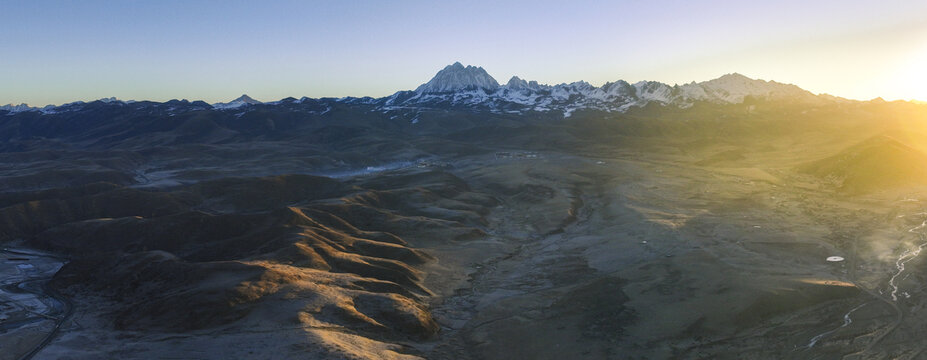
left=2, top=62, right=852, bottom=118
left=372, top=62, right=830, bottom=116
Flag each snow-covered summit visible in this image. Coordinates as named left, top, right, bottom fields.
left=415, top=62, right=500, bottom=93
left=212, top=94, right=263, bottom=110
left=688, top=73, right=811, bottom=103
left=0, top=103, right=37, bottom=113
left=505, top=76, right=545, bottom=91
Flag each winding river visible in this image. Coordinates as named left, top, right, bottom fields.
left=807, top=212, right=927, bottom=350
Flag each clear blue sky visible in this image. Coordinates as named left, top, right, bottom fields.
left=2, top=0, right=926, bottom=105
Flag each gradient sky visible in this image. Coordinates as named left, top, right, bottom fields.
left=2, top=0, right=926, bottom=106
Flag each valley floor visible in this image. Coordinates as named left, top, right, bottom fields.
left=7, top=139, right=927, bottom=360
left=416, top=148, right=927, bottom=359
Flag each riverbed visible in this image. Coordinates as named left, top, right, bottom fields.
left=0, top=248, right=69, bottom=360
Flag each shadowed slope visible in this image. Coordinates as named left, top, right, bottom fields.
left=1, top=171, right=494, bottom=358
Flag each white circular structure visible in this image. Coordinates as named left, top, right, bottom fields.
left=826, top=256, right=845, bottom=262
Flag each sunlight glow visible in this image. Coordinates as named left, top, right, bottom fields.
left=888, top=44, right=927, bottom=102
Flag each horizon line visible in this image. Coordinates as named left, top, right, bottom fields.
left=3, top=66, right=923, bottom=107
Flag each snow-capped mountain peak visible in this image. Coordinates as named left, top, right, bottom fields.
left=98, top=97, right=122, bottom=103
left=504, top=76, right=545, bottom=92
left=415, top=62, right=500, bottom=93
left=693, top=73, right=812, bottom=103
left=0, top=103, right=37, bottom=113
left=506, top=76, right=528, bottom=89
left=233, top=94, right=261, bottom=104
left=212, top=94, right=263, bottom=110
